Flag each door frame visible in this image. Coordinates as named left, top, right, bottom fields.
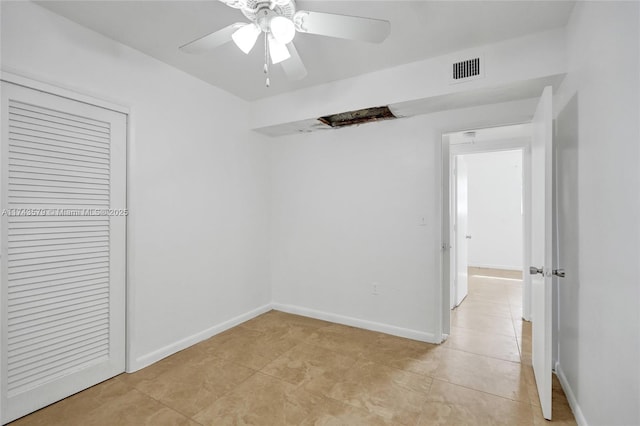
left=0, top=71, right=131, bottom=421
left=441, top=129, right=533, bottom=338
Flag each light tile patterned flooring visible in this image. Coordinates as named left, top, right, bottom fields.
left=10, top=268, right=577, bottom=425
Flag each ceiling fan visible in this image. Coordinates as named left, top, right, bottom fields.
left=179, top=0, right=391, bottom=87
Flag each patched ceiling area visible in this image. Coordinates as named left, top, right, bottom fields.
left=37, top=1, right=576, bottom=101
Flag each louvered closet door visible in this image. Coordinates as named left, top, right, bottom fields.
left=1, top=82, right=126, bottom=424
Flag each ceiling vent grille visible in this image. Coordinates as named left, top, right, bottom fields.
left=450, top=56, right=484, bottom=84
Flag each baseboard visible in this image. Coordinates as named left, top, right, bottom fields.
left=469, top=264, right=522, bottom=271
left=130, top=302, right=442, bottom=372
left=555, top=362, right=588, bottom=426
left=129, top=303, right=273, bottom=372
left=272, top=303, right=441, bottom=344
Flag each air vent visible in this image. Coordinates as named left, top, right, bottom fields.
left=450, top=56, right=484, bottom=84
left=318, top=106, right=396, bottom=128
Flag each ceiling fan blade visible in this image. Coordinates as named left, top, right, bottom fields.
left=294, top=11, right=390, bottom=43
left=281, top=42, right=307, bottom=81
left=179, top=23, right=245, bottom=54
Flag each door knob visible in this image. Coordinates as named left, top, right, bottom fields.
left=553, top=269, right=566, bottom=278
left=465, top=235, right=472, bottom=239
left=529, top=266, right=544, bottom=275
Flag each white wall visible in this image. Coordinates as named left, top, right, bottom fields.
left=1, top=2, right=271, bottom=371
left=464, top=150, right=523, bottom=271
left=553, top=2, right=640, bottom=425
left=269, top=98, right=538, bottom=341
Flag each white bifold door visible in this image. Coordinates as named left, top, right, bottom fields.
left=1, top=82, right=126, bottom=424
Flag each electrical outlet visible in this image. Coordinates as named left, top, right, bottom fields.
left=372, top=282, right=379, bottom=295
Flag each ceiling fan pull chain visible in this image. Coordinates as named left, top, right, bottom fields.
left=264, top=34, right=271, bottom=87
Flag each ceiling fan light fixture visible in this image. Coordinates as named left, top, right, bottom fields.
left=268, top=35, right=291, bottom=64
left=270, top=16, right=296, bottom=44
left=232, top=23, right=261, bottom=54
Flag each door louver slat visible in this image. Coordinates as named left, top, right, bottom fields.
left=8, top=136, right=109, bottom=157
left=9, top=279, right=109, bottom=303
left=8, top=108, right=110, bottom=131
left=9, top=159, right=109, bottom=176
left=9, top=327, right=110, bottom=367
left=9, top=124, right=108, bottom=144
left=9, top=165, right=110, bottom=180
left=9, top=123, right=110, bottom=143
left=8, top=310, right=109, bottom=342
left=10, top=158, right=110, bottom=175
left=9, top=239, right=110, bottom=252
left=9, top=151, right=110, bottom=171
left=9, top=233, right=110, bottom=243
left=8, top=245, right=109, bottom=260
left=7, top=303, right=110, bottom=333
left=9, top=146, right=109, bottom=166
left=8, top=257, right=110, bottom=278
left=7, top=264, right=110, bottom=284
left=8, top=273, right=110, bottom=296
left=9, top=136, right=110, bottom=158
left=9, top=113, right=111, bottom=138
left=8, top=103, right=111, bottom=130
left=9, top=250, right=108, bottom=265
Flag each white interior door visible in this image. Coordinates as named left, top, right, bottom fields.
left=455, top=156, right=469, bottom=306
left=1, top=82, right=127, bottom=423
left=530, top=85, right=554, bottom=420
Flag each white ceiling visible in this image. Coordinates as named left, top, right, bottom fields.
left=36, top=1, right=575, bottom=101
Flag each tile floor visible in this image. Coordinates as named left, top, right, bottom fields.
left=9, top=268, right=577, bottom=425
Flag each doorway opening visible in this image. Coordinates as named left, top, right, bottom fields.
left=452, top=148, right=524, bottom=310
left=441, top=123, right=533, bottom=344
left=439, top=87, right=555, bottom=419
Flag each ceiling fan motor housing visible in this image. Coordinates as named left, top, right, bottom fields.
left=241, top=0, right=296, bottom=28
